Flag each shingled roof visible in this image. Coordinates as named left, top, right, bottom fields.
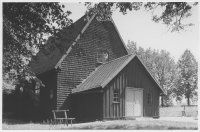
left=72, top=54, right=165, bottom=94
left=29, top=14, right=129, bottom=75
left=29, top=15, right=90, bottom=75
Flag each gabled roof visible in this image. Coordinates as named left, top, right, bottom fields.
left=72, top=54, right=165, bottom=94
left=29, top=15, right=93, bottom=75
left=29, top=14, right=129, bottom=75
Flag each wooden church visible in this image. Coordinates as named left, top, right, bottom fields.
left=26, top=14, right=165, bottom=122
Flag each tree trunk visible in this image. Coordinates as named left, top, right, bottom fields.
left=160, top=84, right=164, bottom=107
left=187, top=97, right=190, bottom=106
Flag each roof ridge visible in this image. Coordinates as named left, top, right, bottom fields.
left=101, top=54, right=136, bottom=87
left=136, top=55, right=166, bottom=94
left=73, top=54, right=133, bottom=92
left=55, top=14, right=96, bottom=69
left=74, top=55, right=131, bottom=89
left=73, top=53, right=165, bottom=94
left=30, top=14, right=93, bottom=75
left=72, top=54, right=136, bottom=93
left=33, top=15, right=88, bottom=56
left=110, top=17, right=129, bottom=54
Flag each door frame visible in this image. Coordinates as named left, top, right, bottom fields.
left=125, top=87, right=144, bottom=117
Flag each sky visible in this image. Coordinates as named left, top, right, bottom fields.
left=62, top=2, right=199, bottom=62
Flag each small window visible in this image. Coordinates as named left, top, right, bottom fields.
left=31, top=81, right=40, bottom=95
left=147, top=92, right=152, bottom=104
left=113, top=89, right=119, bottom=103
left=35, top=82, right=40, bottom=96
left=97, top=50, right=109, bottom=63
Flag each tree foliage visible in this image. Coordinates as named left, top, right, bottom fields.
left=153, top=50, right=177, bottom=107
left=144, top=2, right=197, bottom=32
left=127, top=40, right=137, bottom=54
left=175, top=49, right=198, bottom=105
left=85, top=2, right=198, bottom=32
left=3, top=3, right=72, bottom=83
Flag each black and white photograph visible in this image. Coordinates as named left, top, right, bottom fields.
left=2, top=1, right=199, bottom=130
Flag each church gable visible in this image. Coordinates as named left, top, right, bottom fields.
left=57, top=17, right=128, bottom=109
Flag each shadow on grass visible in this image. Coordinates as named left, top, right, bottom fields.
left=67, top=124, right=128, bottom=130
left=135, top=125, right=164, bottom=130
left=136, top=125, right=197, bottom=130
left=106, top=125, right=127, bottom=130
left=3, top=118, right=29, bottom=125
left=168, top=126, right=198, bottom=130
left=66, top=124, right=198, bottom=130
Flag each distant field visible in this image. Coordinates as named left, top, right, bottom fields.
left=160, top=106, right=198, bottom=117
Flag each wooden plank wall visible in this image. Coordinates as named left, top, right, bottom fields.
left=72, top=92, right=103, bottom=122
left=103, top=57, right=162, bottom=119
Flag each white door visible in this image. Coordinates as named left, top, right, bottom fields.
left=134, top=90, right=143, bottom=116
left=126, top=90, right=134, bottom=116
left=126, top=88, right=143, bottom=117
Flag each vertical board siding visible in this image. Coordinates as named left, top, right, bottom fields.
left=116, top=75, right=119, bottom=117
left=103, top=57, right=161, bottom=119
left=103, top=89, right=106, bottom=118
left=119, top=72, right=123, bottom=117
left=109, top=83, right=113, bottom=117
left=106, top=87, right=109, bottom=117
left=57, top=18, right=128, bottom=118
left=72, top=93, right=103, bottom=122
left=122, top=72, right=125, bottom=117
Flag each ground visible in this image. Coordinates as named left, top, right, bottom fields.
left=2, top=119, right=198, bottom=130
left=160, top=106, right=197, bottom=117
left=2, top=106, right=198, bottom=130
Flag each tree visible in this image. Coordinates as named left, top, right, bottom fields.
left=85, top=2, right=198, bottom=32
left=175, top=49, right=198, bottom=105
left=127, top=40, right=137, bottom=54
left=3, top=3, right=73, bottom=85
left=154, top=50, right=176, bottom=107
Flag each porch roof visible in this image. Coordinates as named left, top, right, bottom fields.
left=72, top=53, right=166, bottom=94
left=72, top=54, right=132, bottom=93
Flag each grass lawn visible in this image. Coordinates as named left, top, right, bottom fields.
left=160, top=106, right=198, bottom=117
left=65, top=120, right=198, bottom=130
left=2, top=119, right=198, bottom=130
left=2, top=106, right=198, bottom=130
